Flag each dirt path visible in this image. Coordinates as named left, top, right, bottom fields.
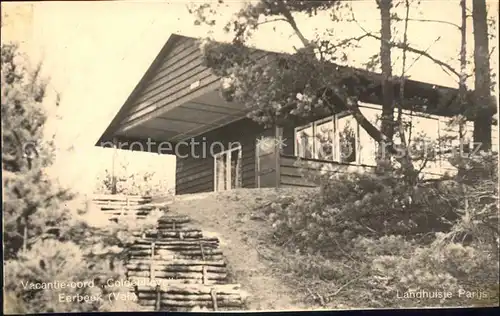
left=165, top=188, right=315, bottom=311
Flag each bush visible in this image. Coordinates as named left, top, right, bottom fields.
left=267, top=172, right=462, bottom=256
left=265, top=152, right=498, bottom=307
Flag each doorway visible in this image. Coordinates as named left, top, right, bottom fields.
left=214, top=145, right=242, bottom=191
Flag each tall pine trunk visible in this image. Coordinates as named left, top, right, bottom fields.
left=377, top=0, right=395, bottom=170
left=472, top=0, right=493, bottom=151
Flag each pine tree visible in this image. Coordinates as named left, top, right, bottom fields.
left=2, top=42, right=153, bottom=314
left=2, top=43, right=76, bottom=258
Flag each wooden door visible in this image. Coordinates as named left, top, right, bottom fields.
left=256, top=129, right=278, bottom=188
left=214, top=146, right=242, bottom=192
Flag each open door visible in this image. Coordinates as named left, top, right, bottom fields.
left=255, top=127, right=282, bottom=188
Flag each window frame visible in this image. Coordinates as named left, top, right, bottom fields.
left=294, top=111, right=361, bottom=164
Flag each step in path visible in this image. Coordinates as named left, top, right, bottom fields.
left=126, top=213, right=246, bottom=311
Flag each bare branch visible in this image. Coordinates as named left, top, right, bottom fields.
left=405, top=36, right=442, bottom=73
left=353, top=16, right=461, bottom=79
left=256, top=18, right=289, bottom=27
left=366, top=32, right=461, bottom=78
left=391, top=17, right=461, bottom=30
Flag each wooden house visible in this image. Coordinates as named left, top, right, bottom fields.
left=96, top=33, right=493, bottom=195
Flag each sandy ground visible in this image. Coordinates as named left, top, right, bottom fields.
left=164, top=188, right=317, bottom=311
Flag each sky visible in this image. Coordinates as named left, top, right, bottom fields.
left=1, top=0, right=498, bottom=195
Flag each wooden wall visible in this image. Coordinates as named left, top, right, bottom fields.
left=279, top=155, right=375, bottom=188
left=121, top=36, right=220, bottom=126
left=175, top=118, right=266, bottom=194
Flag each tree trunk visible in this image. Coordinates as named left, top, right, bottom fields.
left=377, top=0, right=395, bottom=169
left=458, top=0, right=467, bottom=139
left=472, top=0, right=493, bottom=151
left=23, top=215, right=28, bottom=254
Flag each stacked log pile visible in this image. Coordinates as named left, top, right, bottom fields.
left=126, top=213, right=246, bottom=311
left=92, top=194, right=155, bottom=220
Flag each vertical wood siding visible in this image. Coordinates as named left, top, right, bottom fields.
left=279, top=155, right=375, bottom=188
left=175, top=119, right=266, bottom=195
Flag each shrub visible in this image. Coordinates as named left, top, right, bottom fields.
left=267, top=171, right=463, bottom=256
left=265, top=152, right=498, bottom=307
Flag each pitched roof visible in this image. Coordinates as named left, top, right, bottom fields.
left=96, top=33, right=469, bottom=146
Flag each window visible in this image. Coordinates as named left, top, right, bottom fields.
left=295, top=124, right=314, bottom=159
left=315, top=118, right=335, bottom=161
left=294, top=113, right=360, bottom=164
left=293, top=103, right=480, bottom=174
left=336, top=113, right=358, bottom=163
left=359, top=105, right=381, bottom=166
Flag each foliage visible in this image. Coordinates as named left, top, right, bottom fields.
left=95, top=161, right=172, bottom=197
left=266, top=172, right=462, bottom=254
left=3, top=199, right=164, bottom=313
left=263, top=152, right=498, bottom=307
left=1, top=43, right=164, bottom=313
left=2, top=42, right=72, bottom=258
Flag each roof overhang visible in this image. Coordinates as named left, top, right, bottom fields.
left=115, top=87, right=248, bottom=144
left=95, top=34, right=249, bottom=150
left=96, top=33, right=490, bottom=152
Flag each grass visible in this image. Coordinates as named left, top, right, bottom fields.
left=161, top=187, right=499, bottom=310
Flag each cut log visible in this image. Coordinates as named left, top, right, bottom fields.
left=129, top=277, right=225, bottom=286
left=139, top=299, right=242, bottom=308
left=135, top=238, right=219, bottom=244
left=127, top=259, right=226, bottom=267
left=127, top=270, right=227, bottom=279
left=126, top=264, right=227, bottom=273
left=130, top=243, right=218, bottom=250
left=129, top=249, right=221, bottom=256
left=135, top=283, right=241, bottom=294
left=100, top=205, right=158, bottom=211
left=134, top=231, right=203, bottom=239
left=137, top=293, right=241, bottom=301
left=158, top=217, right=191, bottom=224
left=128, top=255, right=224, bottom=261
left=153, top=229, right=201, bottom=233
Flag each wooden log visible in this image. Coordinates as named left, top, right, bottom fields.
left=137, top=293, right=241, bottom=301
left=129, top=254, right=174, bottom=261
left=129, top=277, right=225, bottom=286
left=157, top=220, right=190, bottom=225
left=134, top=240, right=218, bottom=247
left=136, top=238, right=219, bottom=244
left=127, top=264, right=227, bottom=273
left=155, top=285, right=161, bottom=311
left=127, top=270, right=227, bottom=279
left=171, top=255, right=224, bottom=261
left=154, top=229, right=201, bottom=233
left=100, top=205, right=157, bottom=211
left=134, top=231, right=203, bottom=239
left=158, top=217, right=191, bottom=224
left=93, top=194, right=152, bottom=201
left=136, top=283, right=241, bottom=294
left=156, top=225, right=188, bottom=230
left=128, top=254, right=224, bottom=261
left=139, top=299, right=242, bottom=308
left=130, top=243, right=218, bottom=250
left=159, top=214, right=190, bottom=219
left=127, top=259, right=226, bottom=267
left=129, top=249, right=223, bottom=256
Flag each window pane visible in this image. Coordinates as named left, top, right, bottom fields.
left=438, top=118, right=472, bottom=172
left=337, top=115, right=357, bottom=163
left=296, top=125, right=314, bottom=159
left=315, top=119, right=334, bottom=161
left=406, top=114, right=440, bottom=175
left=359, top=106, right=380, bottom=166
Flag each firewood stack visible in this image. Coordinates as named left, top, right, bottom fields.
left=92, top=194, right=154, bottom=221
left=127, top=213, right=246, bottom=311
